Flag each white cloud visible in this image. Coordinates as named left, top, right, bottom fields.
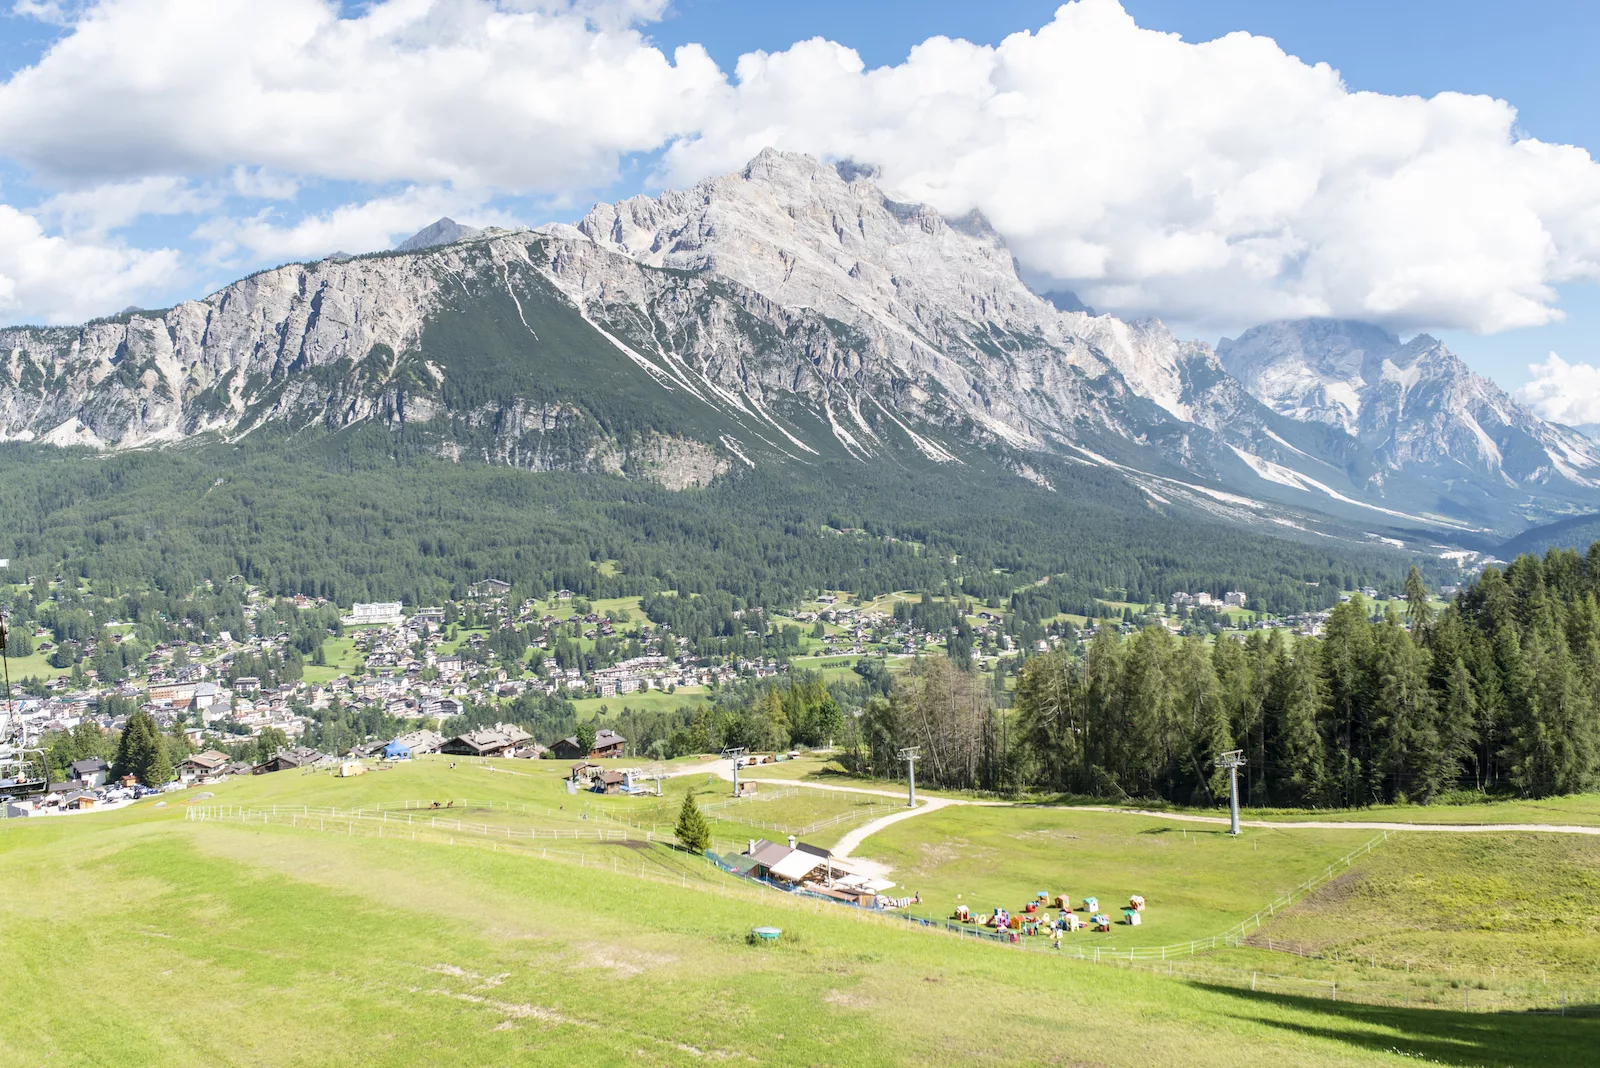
left=228, top=168, right=300, bottom=202
left=1516, top=352, right=1600, bottom=427
left=3, top=0, right=1600, bottom=336
left=10, top=0, right=88, bottom=25
left=32, top=176, right=216, bottom=236
left=0, top=204, right=179, bottom=322
left=0, top=0, right=723, bottom=191
left=191, top=184, right=510, bottom=264
left=660, top=0, right=1600, bottom=335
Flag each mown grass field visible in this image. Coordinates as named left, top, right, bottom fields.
left=860, top=803, right=1378, bottom=949
left=4, top=758, right=1599, bottom=1065
left=1215, top=832, right=1600, bottom=995
left=176, top=757, right=899, bottom=856
left=571, top=688, right=714, bottom=722
left=301, top=634, right=363, bottom=684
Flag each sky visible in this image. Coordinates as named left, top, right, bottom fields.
left=1, top=0, right=1599, bottom=419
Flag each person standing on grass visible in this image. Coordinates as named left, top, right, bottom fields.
left=1051, top=926, right=1063, bottom=950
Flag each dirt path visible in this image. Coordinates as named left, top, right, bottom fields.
left=693, top=766, right=1600, bottom=878
left=829, top=797, right=956, bottom=875
left=1074, top=807, right=1600, bottom=835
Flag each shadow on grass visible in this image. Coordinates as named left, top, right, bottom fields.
left=1191, top=981, right=1599, bottom=1066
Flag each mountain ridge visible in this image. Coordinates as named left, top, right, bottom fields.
left=0, top=149, right=1594, bottom=545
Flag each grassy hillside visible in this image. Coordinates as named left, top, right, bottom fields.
left=1225, top=833, right=1600, bottom=994
left=4, top=759, right=1598, bottom=1065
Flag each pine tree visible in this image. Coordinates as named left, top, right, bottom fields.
left=1270, top=638, right=1328, bottom=806
left=144, top=741, right=174, bottom=787
left=113, top=710, right=160, bottom=782
left=1371, top=609, right=1439, bottom=802
left=1438, top=657, right=1479, bottom=791
left=1404, top=565, right=1434, bottom=641
left=674, top=791, right=711, bottom=853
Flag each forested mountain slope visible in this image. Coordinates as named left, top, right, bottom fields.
left=0, top=430, right=1411, bottom=614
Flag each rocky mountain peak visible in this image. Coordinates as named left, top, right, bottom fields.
left=570, top=148, right=1222, bottom=420
left=396, top=217, right=483, bottom=252
left=1219, top=317, right=1600, bottom=484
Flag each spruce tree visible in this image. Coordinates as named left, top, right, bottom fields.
left=1271, top=639, right=1328, bottom=806
left=144, top=741, right=174, bottom=788
left=1438, top=657, right=1479, bottom=789
left=674, top=791, right=712, bottom=854
left=1404, top=566, right=1435, bottom=641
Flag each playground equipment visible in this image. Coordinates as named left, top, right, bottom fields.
left=1128, top=894, right=1145, bottom=912
left=1091, top=913, right=1112, bottom=932
left=1122, top=908, right=1142, bottom=927
left=1082, top=896, right=1099, bottom=913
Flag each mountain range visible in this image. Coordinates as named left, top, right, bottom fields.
left=0, top=149, right=1593, bottom=553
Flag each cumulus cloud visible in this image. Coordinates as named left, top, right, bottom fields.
left=3, top=0, right=1600, bottom=337
left=10, top=0, right=89, bottom=25
left=191, top=184, right=507, bottom=264
left=0, top=204, right=179, bottom=322
left=32, top=176, right=217, bottom=237
left=662, top=0, right=1600, bottom=334
left=0, top=0, right=723, bottom=191
left=1516, top=353, right=1600, bottom=427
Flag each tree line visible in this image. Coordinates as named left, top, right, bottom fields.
left=854, top=551, right=1600, bottom=805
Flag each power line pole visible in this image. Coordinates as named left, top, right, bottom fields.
left=898, top=746, right=921, bottom=808
left=1215, top=749, right=1246, bottom=836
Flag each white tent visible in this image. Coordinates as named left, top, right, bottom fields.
left=767, top=849, right=828, bottom=882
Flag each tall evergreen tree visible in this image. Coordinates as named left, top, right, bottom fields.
left=1370, top=609, right=1440, bottom=802
left=1270, top=638, right=1328, bottom=806
left=674, top=791, right=711, bottom=853
left=1404, top=565, right=1435, bottom=641
left=144, top=741, right=174, bottom=788
left=1437, top=656, right=1479, bottom=792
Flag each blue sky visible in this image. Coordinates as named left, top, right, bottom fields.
left=1, top=0, right=1598, bottom=406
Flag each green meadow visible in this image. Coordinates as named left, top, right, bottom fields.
left=3, top=756, right=1597, bottom=1065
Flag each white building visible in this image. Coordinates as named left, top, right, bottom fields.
left=1224, top=591, right=1247, bottom=608
left=343, top=602, right=404, bottom=626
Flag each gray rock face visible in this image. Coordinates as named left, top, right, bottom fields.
left=395, top=218, right=483, bottom=252
left=1219, top=319, right=1600, bottom=488
left=0, top=150, right=1595, bottom=530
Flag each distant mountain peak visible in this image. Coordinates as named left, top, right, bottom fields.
left=396, top=217, right=483, bottom=252
left=1218, top=316, right=1600, bottom=487
left=1040, top=290, right=1096, bottom=316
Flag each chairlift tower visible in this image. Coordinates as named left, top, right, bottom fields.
left=722, top=747, right=747, bottom=797
left=898, top=746, right=921, bottom=808
left=1215, top=749, right=1246, bottom=836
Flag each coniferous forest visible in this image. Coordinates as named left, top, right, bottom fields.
left=0, top=427, right=1414, bottom=615
left=981, top=553, right=1600, bottom=805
